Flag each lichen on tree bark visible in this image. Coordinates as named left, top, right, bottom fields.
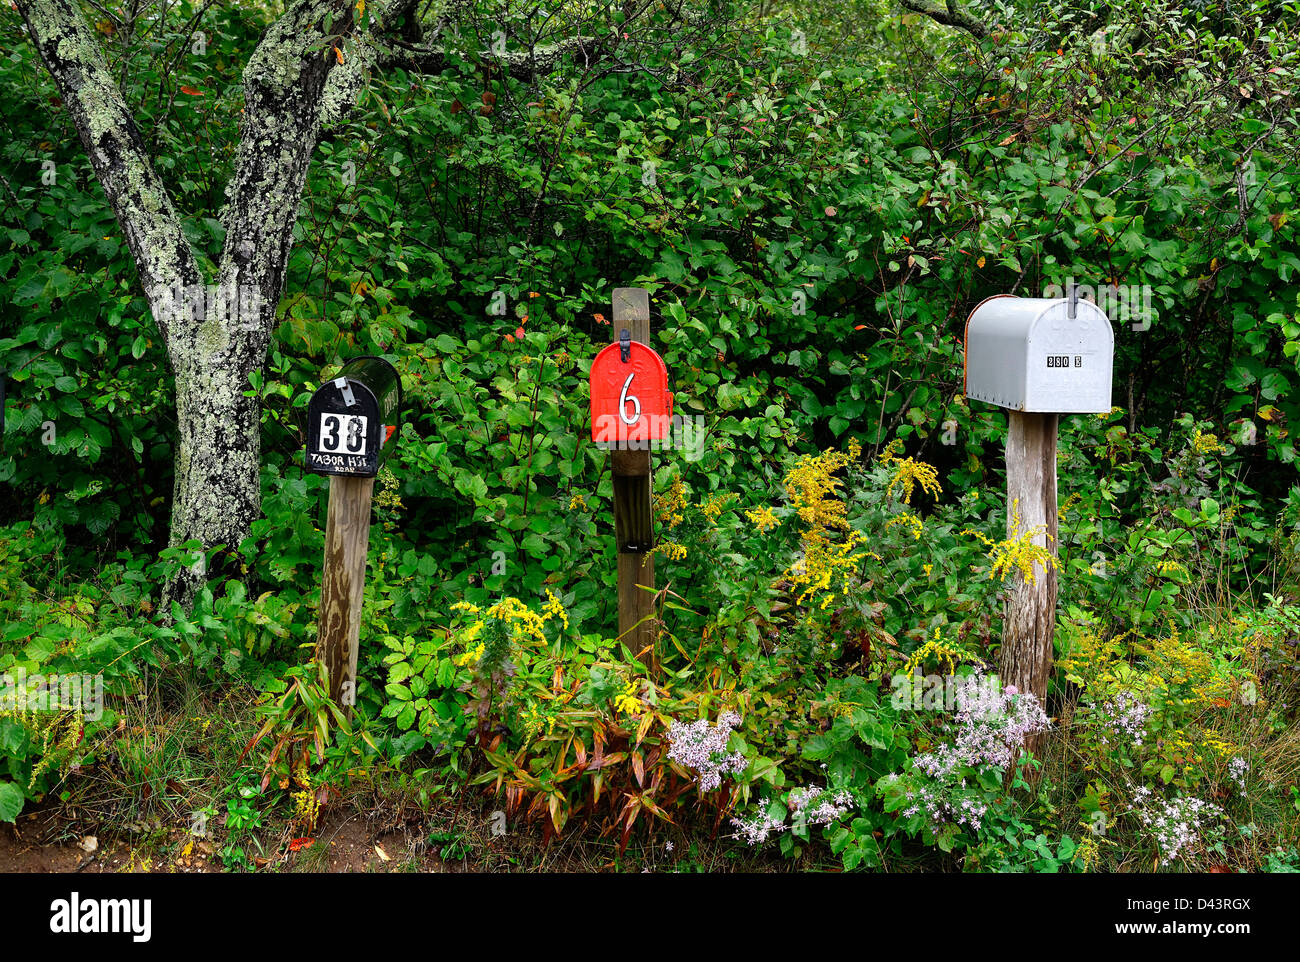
left=16, top=0, right=372, bottom=608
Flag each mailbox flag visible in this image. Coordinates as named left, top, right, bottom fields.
left=589, top=340, right=673, bottom=445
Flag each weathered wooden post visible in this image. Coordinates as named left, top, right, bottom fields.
left=317, top=474, right=374, bottom=709
left=304, top=356, right=402, bottom=712
left=1000, top=409, right=1059, bottom=719
left=964, top=290, right=1113, bottom=731
left=589, top=288, right=673, bottom=666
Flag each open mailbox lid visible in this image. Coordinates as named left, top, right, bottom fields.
left=964, top=295, right=1114, bottom=414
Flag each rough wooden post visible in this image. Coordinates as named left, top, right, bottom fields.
left=998, top=410, right=1058, bottom=754
left=610, top=287, right=656, bottom=667
left=315, top=475, right=375, bottom=714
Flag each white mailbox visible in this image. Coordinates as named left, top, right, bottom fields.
left=964, top=294, right=1113, bottom=414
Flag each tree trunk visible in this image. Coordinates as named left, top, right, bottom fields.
left=164, top=330, right=264, bottom=606
left=18, top=0, right=356, bottom=611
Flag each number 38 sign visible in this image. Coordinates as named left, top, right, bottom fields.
left=589, top=335, right=673, bottom=446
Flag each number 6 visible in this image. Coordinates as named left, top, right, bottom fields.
left=619, top=372, right=641, bottom=426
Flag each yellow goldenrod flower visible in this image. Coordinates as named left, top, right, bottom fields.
left=886, top=512, right=924, bottom=540
left=700, top=492, right=738, bottom=523
left=1058, top=492, right=1082, bottom=521
left=542, top=589, right=569, bottom=630
left=779, top=441, right=876, bottom=609
left=879, top=440, right=943, bottom=505
left=786, top=447, right=855, bottom=531
left=965, top=499, right=1060, bottom=585
left=789, top=529, right=870, bottom=609
left=745, top=506, right=781, bottom=532
left=484, top=597, right=550, bottom=645
left=655, top=476, right=688, bottom=529
left=454, top=642, right=485, bottom=667
left=653, top=541, right=688, bottom=561
left=614, top=680, right=642, bottom=716
left=374, top=466, right=405, bottom=515
left=1191, top=429, right=1222, bottom=455
left=902, top=632, right=978, bottom=675
left=292, top=788, right=319, bottom=833
left=1074, top=828, right=1102, bottom=870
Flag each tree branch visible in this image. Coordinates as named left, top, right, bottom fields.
left=900, top=0, right=989, bottom=39
left=212, top=0, right=356, bottom=363
left=376, top=32, right=607, bottom=81
left=376, top=0, right=704, bottom=82
left=15, top=0, right=202, bottom=346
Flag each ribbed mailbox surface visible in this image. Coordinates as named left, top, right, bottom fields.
left=964, top=296, right=1113, bottom=414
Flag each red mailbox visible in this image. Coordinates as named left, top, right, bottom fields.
left=590, top=332, right=673, bottom=445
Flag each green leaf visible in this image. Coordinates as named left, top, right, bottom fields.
left=0, top=781, right=25, bottom=823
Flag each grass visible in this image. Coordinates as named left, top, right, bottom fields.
left=13, top=672, right=808, bottom=872
left=12, top=627, right=1295, bottom=874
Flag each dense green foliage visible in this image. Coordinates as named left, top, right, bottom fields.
left=2, top=0, right=1300, bottom=871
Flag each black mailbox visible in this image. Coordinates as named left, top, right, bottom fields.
left=305, top=355, right=402, bottom=477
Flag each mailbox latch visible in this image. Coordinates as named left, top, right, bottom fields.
left=333, top=376, right=357, bottom=408
left=619, top=328, right=631, bottom=363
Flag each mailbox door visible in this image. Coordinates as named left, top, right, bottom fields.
left=1024, top=300, right=1113, bottom=413
left=965, top=294, right=1030, bottom=410
left=590, top=341, right=672, bottom=444
left=306, top=378, right=382, bottom=476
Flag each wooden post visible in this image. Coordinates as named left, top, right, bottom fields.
left=610, top=287, right=656, bottom=666
left=998, top=410, right=1058, bottom=753
left=316, top=474, right=375, bottom=713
